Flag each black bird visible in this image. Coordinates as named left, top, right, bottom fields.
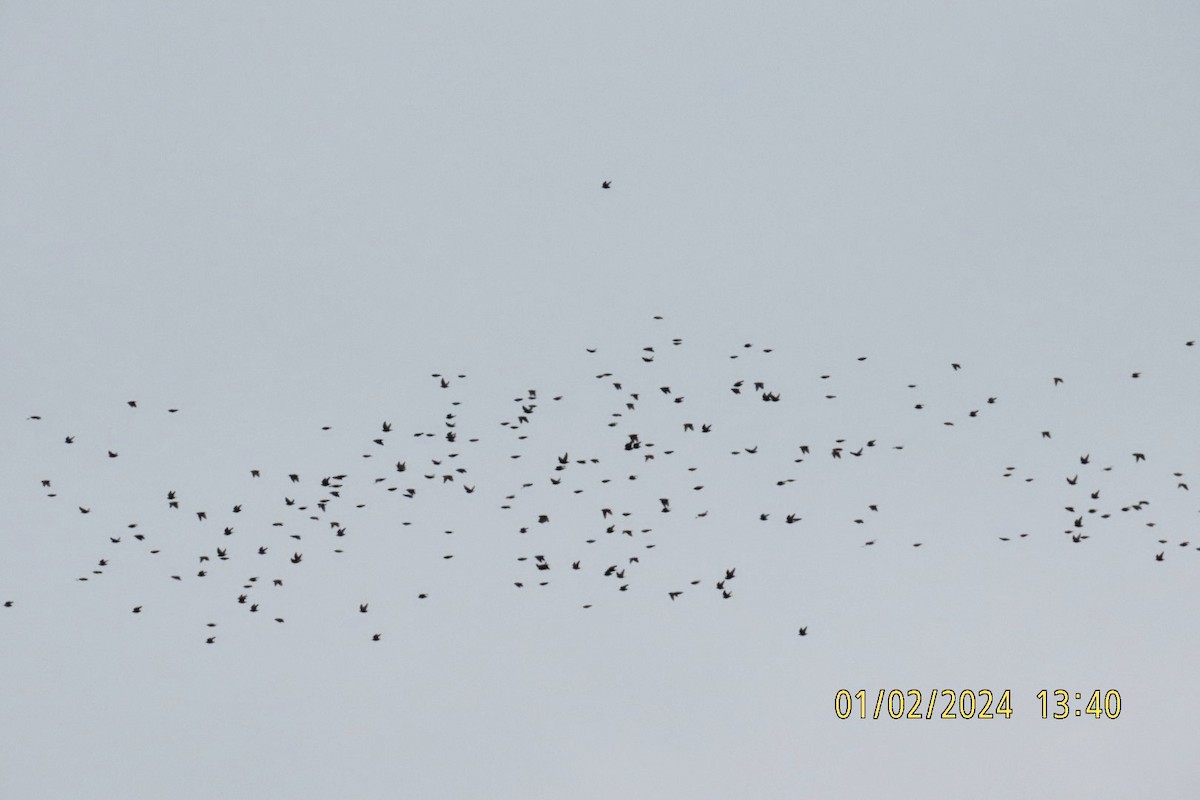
left=798, top=627, right=808, bottom=636
left=601, top=180, right=611, bottom=189
left=359, top=604, right=368, bottom=613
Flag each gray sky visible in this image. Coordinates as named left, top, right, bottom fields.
left=3, top=2, right=1199, bottom=798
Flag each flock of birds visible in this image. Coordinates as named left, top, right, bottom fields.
left=4, top=311, right=1198, bottom=645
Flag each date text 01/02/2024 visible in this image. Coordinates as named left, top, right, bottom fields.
left=833, top=689, right=1122, bottom=720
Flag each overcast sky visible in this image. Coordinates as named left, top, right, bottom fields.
left=3, top=2, right=1199, bottom=798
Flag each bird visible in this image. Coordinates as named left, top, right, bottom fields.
left=798, top=627, right=808, bottom=636
left=601, top=180, right=611, bottom=189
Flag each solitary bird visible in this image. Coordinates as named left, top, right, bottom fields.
left=601, top=180, right=611, bottom=189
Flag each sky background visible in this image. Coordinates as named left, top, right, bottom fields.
left=2, top=2, right=1199, bottom=798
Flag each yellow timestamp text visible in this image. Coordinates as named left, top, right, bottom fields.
left=833, top=689, right=1122, bottom=720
